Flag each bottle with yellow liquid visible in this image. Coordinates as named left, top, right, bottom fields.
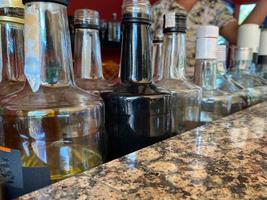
left=0, top=0, right=107, bottom=183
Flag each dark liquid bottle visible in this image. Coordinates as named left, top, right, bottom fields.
left=102, top=0, right=172, bottom=160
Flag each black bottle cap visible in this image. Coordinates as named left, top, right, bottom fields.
left=163, top=12, right=187, bottom=33
left=22, top=0, right=68, bottom=6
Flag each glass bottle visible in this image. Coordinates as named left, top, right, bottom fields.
left=257, top=28, right=267, bottom=80
left=237, top=24, right=267, bottom=84
left=237, top=24, right=261, bottom=73
left=107, top=12, right=121, bottom=42
left=216, top=45, right=249, bottom=112
left=101, top=0, right=172, bottom=160
left=152, top=35, right=163, bottom=83
left=0, top=0, right=106, bottom=182
left=156, top=12, right=201, bottom=133
left=73, top=9, right=112, bottom=93
left=227, top=47, right=267, bottom=103
left=194, top=26, right=232, bottom=124
left=0, top=1, right=25, bottom=99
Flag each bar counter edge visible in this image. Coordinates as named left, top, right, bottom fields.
left=19, top=102, right=267, bottom=200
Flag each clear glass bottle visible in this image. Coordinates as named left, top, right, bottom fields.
left=216, top=45, right=249, bottom=112
left=237, top=24, right=261, bottom=73
left=107, top=12, right=121, bottom=42
left=227, top=47, right=267, bottom=103
left=194, top=26, right=232, bottom=124
left=73, top=9, right=112, bottom=93
left=0, top=0, right=106, bottom=182
left=0, top=1, right=25, bottom=99
left=152, top=35, right=163, bottom=83
left=156, top=12, right=201, bottom=133
left=101, top=0, right=172, bottom=160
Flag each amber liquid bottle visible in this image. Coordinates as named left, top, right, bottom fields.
left=102, top=0, right=172, bottom=160
left=0, top=3, right=25, bottom=99
left=0, top=0, right=106, bottom=182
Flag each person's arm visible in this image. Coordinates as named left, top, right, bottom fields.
left=220, top=0, right=267, bottom=45
left=243, top=0, right=267, bottom=24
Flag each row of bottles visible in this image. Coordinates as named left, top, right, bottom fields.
left=0, top=0, right=266, bottom=197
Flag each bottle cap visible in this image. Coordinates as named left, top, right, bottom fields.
left=217, top=45, right=227, bottom=61
left=22, top=0, right=68, bottom=6
left=163, top=11, right=187, bottom=33
left=0, top=0, right=24, bottom=8
left=196, top=26, right=218, bottom=59
left=237, top=24, right=260, bottom=53
left=196, top=25, right=219, bottom=38
left=232, top=47, right=253, bottom=61
left=74, top=9, right=100, bottom=29
left=122, top=0, right=151, bottom=22
left=0, top=0, right=24, bottom=24
left=259, top=28, right=267, bottom=56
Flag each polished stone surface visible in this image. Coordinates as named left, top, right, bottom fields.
left=20, top=102, right=267, bottom=200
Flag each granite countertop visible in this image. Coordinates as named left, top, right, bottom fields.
left=20, top=102, right=267, bottom=200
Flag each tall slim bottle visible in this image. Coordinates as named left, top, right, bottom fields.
left=216, top=45, right=249, bottom=112
left=156, top=12, right=201, bottom=133
left=102, top=0, right=172, bottom=160
left=73, top=9, right=111, bottom=93
left=0, top=0, right=106, bottom=182
left=194, top=26, right=232, bottom=123
left=0, top=0, right=25, bottom=98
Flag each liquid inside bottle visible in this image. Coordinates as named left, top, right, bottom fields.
left=101, top=0, right=172, bottom=160
left=73, top=9, right=112, bottom=93
left=0, top=1, right=106, bottom=183
left=156, top=12, right=201, bottom=133
left=0, top=6, right=25, bottom=99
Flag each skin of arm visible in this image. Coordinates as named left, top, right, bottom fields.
left=220, top=0, right=267, bottom=45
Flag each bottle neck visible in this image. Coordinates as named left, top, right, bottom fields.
left=162, top=32, right=186, bottom=80
left=194, top=59, right=217, bottom=90
left=152, top=40, right=163, bottom=82
left=120, top=19, right=152, bottom=84
left=74, top=27, right=103, bottom=80
left=0, top=7, right=25, bottom=83
left=216, top=60, right=227, bottom=75
left=24, top=2, right=73, bottom=92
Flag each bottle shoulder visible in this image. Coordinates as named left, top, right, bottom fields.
left=75, top=78, right=113, bottom=93
left=0, top=85, right=104, bottom=112
left=156, top=79, right=202, bottom=93
left=0, top=81, right=25, bottom=99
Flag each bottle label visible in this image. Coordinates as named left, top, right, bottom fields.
left=196, top=38, right=217, bottom=59
left=0, top=146, right=24, bottom=188
left=0, top=146, right=51, bottom=199
left=24, top=4, right=42, bottom=92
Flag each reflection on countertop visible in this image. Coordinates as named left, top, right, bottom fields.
left=20, top=102, right=267, bottom=200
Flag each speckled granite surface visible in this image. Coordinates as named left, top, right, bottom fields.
left=20, top=102, right=267, bottom=200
